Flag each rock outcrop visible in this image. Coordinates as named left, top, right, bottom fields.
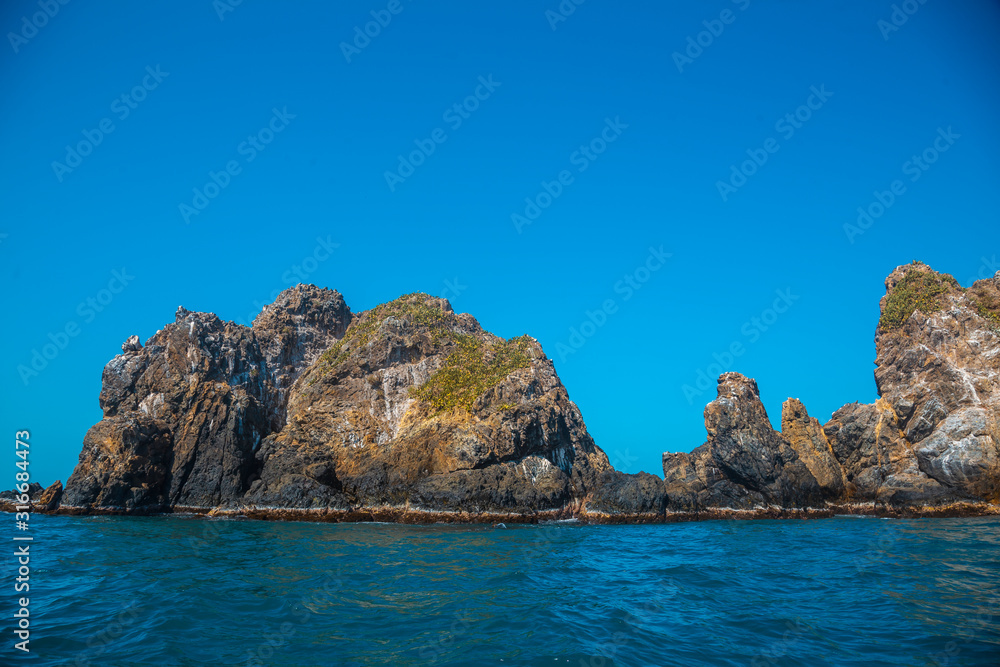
left=63, top=285, right=352, bottom=511
left=37, top=480, right=63, bottom=511
left=43, top=261, right=1000, bottom=522
left=61, top=289, right=611, bottom=518
left=663, top=262, right=1000, bottom=512
left=244, top=293, right=610, bottom=513
left=0, top=482, right=42, bottom=503
left=0, top=481, right=62, bottom=512
left=662, top=374, right=823, bottom=510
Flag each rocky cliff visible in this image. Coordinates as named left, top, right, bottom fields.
left=662, top=261, right=1000, bottom=514
left=57, top=288, right=623, bottom=519
left=61, top=285, right=350, bottom=511
left=22, top=261, right=1000, bottom=522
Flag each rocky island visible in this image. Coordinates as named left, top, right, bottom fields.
left=7, top=262, right=999, bottom=522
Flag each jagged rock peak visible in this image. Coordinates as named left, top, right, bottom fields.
left=252, top=284, right=351, bottom=329
left=780, top=398, right=846, bottom=497
left=662, top=262, right=1000, bottom=512
left=61, top=285, right=616, bottom=517
left=878, top=260, right=1000, bottom=336
left=122, top=335, right=142, bottom=353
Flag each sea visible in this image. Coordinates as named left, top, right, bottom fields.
left=2, top=514, right=998, bottom=666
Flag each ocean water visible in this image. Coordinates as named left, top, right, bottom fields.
left=2, top=515, right=999, bottom=666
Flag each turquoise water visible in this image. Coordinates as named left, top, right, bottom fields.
left=2, top=515, right=998, bottom=666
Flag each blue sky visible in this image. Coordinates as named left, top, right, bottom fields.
left=2, top=0, right=998, bottom=486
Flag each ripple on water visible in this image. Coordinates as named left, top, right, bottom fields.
left=2, top=515, right=999, bottom=666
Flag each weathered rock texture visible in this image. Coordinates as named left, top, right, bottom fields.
left=43, top=261, right=1000, bottom=522
left=62, top=285, right=352, bottom=511
left=663, top=375, right=823, bottom=510
left=663, top=262, right=1000, bottom=512
left=245, top=293, right=611, bottom=513
left=60, top=289, right=613, bottom=517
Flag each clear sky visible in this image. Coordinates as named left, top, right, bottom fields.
left=2, top=0, right=998, bottom=486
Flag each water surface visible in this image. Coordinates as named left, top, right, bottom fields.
left=3, top=514, right=998, bottom=666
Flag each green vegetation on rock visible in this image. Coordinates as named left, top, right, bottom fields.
left=411, top=334, right=533, bottom=414
left=317, top=293, right=450, bottom=371
left=879, top=265, right=961, bottom=332
left=968, top=283, right=1000, bottom=330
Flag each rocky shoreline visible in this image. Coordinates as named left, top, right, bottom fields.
left=6, top=495, right=998, bottom=524
left=6, top=261, right=999, bottom=523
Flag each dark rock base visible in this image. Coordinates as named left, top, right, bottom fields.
left=7, top=501, right=997, bottom=524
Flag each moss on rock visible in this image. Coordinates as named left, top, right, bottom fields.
left=411, top=334, right=533, bottom=414
left=317, top=293, right=450, bottom=371
left=880, top=265, right=961, bottom=332
left=968, top=283, right=1000, bottom=330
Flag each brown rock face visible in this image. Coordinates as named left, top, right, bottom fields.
left=822, top=400, right=946, bottom=504
left=63, top=289, right=613, bottom=515
left=37, top=480, right=63, bottom=511
left=246, top=293, right=611, bottom=513
left=781, top=398, right=845, bottom=497
left=59, top=261, right=999, bottom=519
left=662, top=373, right=822, bottom=510
left=662, top=262, right=1000, bottom=510
left=63, top=285, right=351, bottom=510
left=871, top=264, right=1000, bottom=501
left=252, top=285, right=352, bottom=425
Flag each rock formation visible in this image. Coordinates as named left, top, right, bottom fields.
left=662, top=261, right=1000, bottom=513
left=122, top=335, right=142, bottom=353
left=26, top=261, right=998, bottom=522
left=663, top=374, right=823, bottom=510
left=244, top=293, right=610, bottom=514
left=59, top=288, right=613, bottom=518
left=36, top=480, right=63, bottom=511
left=62, top=285, right=351, bottom=511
